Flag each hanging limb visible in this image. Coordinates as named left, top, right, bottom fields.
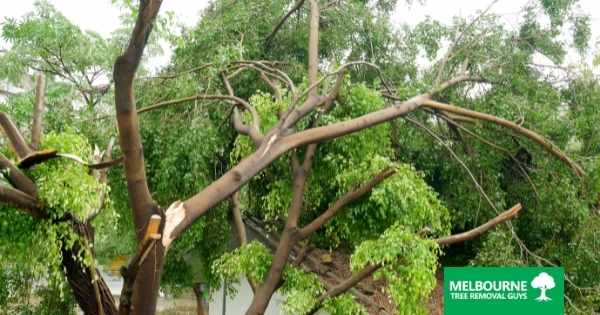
left=0, top=153, right=37, bottom=197
left=0, top=112, right=32, bottom=159
left=221, top=73, right=264, bottom=145
left=307, top=203, right=523, bottom=315
left=405, top=116, right=499, bottom=213
left=419, top=99, right=584, bottom=177
left=118, top=215, right=162, bottom=315
left=432, top=111, right=541, bottom=200
left=265, top=0, right=306, bottom=49
left=31, top=73, right=45, bottom=149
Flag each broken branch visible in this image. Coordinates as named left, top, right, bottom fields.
left=308, top=203, right=522, bottom=314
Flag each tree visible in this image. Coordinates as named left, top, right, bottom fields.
left=531, top=272, right=556, bottom=302
left=1, top=0, right=599, bottom=314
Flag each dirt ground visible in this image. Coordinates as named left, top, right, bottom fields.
left=427, top=269, right=444, bottom=315
left=306, top=248, right=445, bottom=315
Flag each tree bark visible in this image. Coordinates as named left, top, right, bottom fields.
left=112, top=1, right=165, bottom=314
left=31, top=73, right=45, bottom=149
left=62, top=221, right=118, bottom=315
left=0, top=112, right=32, bottom=158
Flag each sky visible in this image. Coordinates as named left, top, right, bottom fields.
left=1, top=0, right=599, bottom=70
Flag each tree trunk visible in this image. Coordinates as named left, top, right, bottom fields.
left=61, top=221, right=118, bottom=315
left=129, top=243, right=165, bottom=315
left=193, top=283, right=209, bottom=315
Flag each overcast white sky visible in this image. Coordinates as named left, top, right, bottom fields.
left=1, top=0, right=599, bottom=70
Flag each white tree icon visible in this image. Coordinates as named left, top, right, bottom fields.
left=531, top=272, right=555, bottom=302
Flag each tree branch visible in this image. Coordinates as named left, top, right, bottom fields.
left=31, top=73, right=45, bottom=149
left=308, top=203, right=522, bottom=314
left=113, top=0, right=163, bottom=233
left=0, top=153, right=37, bottom=197
left=298, top=168, right=395, bottom=239
left=220, top=73, right=264, bottom=145
left=166, top=75, right=469, bottom=243
left=246, top=141, right=316, bottom=315
left=0, top=184, right=45, bottom=218
left=0, top=112, right=32, bottom=159
left=265, top=0, right=306, bottom=48
left=420, top=99, right=584, bottom=177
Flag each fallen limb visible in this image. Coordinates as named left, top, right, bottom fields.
left=420, top=99, right=584, bottom=177
left=307, top=203, right=522, bottom=314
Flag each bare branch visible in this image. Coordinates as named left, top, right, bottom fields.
left=221, top=73, right=264, bottom=145
left=113, top=0, right=163, bottom=234
left=0, top=112, right=32, bottom=159
left=437, top=203, right=522, bottom=245
left=31, top=73, right=45, bottom=149
left=0, top=184, right=45, bottom=218
left=0, top=153, right=37, bottom=197
left=265, top=0, right=306, bottom=48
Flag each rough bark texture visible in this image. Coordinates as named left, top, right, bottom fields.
left=62, top=221, right=118, bottom=315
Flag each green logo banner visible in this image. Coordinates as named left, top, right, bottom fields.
left=444, top=267, right=564, bottom=315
